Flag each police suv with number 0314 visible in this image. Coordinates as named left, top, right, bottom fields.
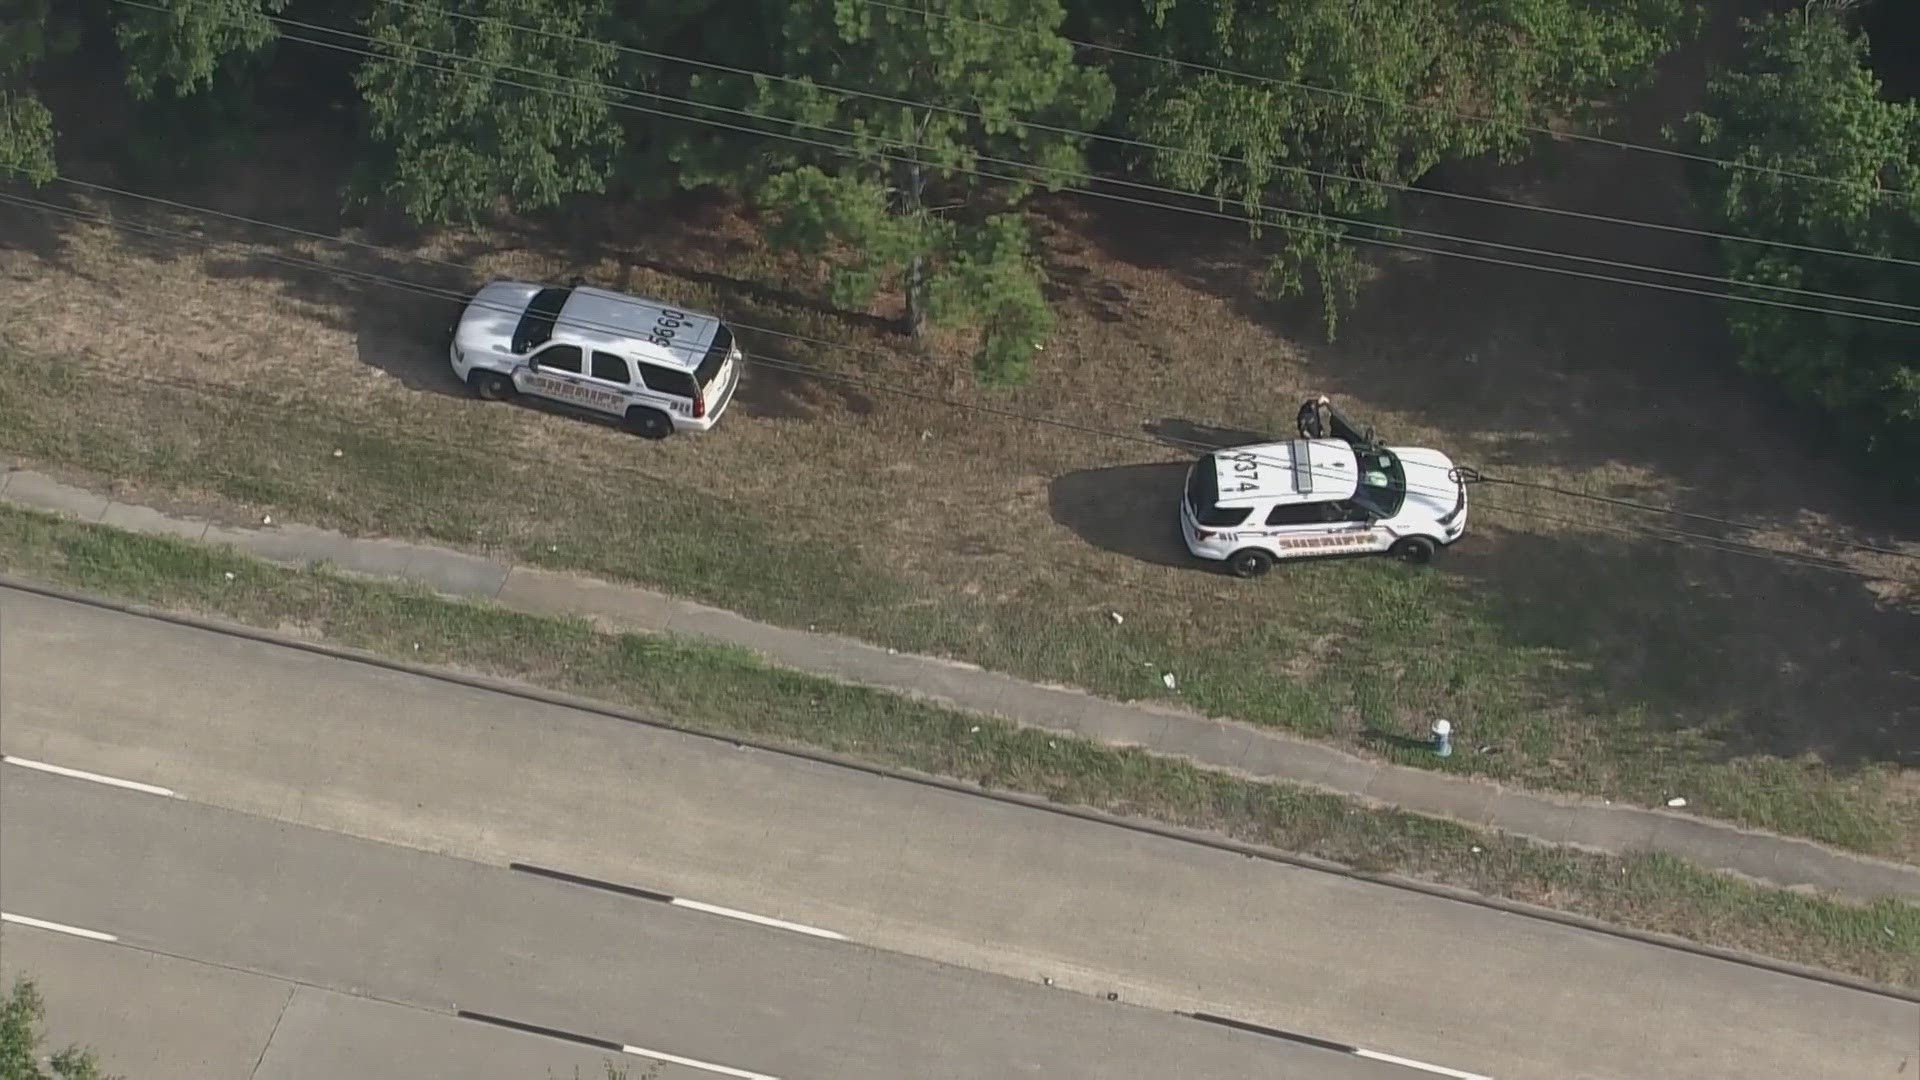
left=1180, top=397, right=1469, bottom=578
left=448, top=279, right=742, bottom=440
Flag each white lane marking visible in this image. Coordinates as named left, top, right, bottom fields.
left=2, top=755, right=176, bottom=798
left=669, top=898, right=846, bottom=941
left=1, top=912, right=118, bottom=942
left=623, top=1044, right=780, bottom=1080
left=1354, top=1047, right=1494, bottom=1080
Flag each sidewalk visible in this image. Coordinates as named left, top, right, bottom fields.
left=6, top=465, right=1918, bottom=902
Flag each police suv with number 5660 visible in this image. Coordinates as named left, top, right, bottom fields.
left=449, top=279, right=742, bottom=439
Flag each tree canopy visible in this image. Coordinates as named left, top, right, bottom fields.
left=0, top=978, right=115, bottom=1080
left=11, top=0, right=1916, bottom=477
left=1687, top=7, right=1920, bottom=482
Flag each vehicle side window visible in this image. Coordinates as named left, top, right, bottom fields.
left=1330, top=501, right=1373, bottom=523
left=637, top=363, right=698, bottom=399
left=531, top=344, right=583, bottom=374
left=1265, top=504, right=1331, bottom=526
left=590, top=351, right=629, bottom=384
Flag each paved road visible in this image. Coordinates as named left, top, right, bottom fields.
left=0, top=767, right=1406, bottom=1080
left=0, top=927, right=656, bottom=1080
left=1, top=587, right=1914, bottom=1080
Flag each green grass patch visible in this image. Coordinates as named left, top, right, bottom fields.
left=1, top=503, right=1914, bottom=990
left=1, top=331, right=1911, bottom=861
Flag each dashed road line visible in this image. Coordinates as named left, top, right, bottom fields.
left=668, top=898, right=846, bottom=941
left=2, top=755, right=176, bottom=797
left=1189, top=1012, right=1493, bottom=1080
left=456, top=1010, right=780, bottom=1079
left=1, top=912, right=119, bottom=942
left=509, top=862, right=844, bottom=942
left=622, top=1043, right=783, bottom=1080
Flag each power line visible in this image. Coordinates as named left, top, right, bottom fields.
left=378, top=0, right=1920, bottom=271
left=859, top=0, right=1914, bottom=202
left=218, top=3, right=1920, bottom=323
left=5, top=185, right=1911, bottom=572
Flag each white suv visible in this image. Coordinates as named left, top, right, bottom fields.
left=449, top=280, right=741, bottom=439
left=1180, top=398, right=1468, bottom=577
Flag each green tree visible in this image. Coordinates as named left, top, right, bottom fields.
left=0, top=978, right=116, bottom=1080
left=726, top=0, right=1113, bottom=384
left=1687, top=7, right=1920, bottom=480
left=354, top=0, right=624, bottom=225
left=0, top=0, right=66, bottom=184
left=110, top=0, right=285, bottom=99
left=1101, top=0, right=1695, bottom=332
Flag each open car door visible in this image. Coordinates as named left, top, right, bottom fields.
left=1296, top=397, right=1374, bottom=447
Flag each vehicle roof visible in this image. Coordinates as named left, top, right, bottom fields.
left=1209, top=440, right=1360, bottom=506
left=553, top=286, right=721, bottom=370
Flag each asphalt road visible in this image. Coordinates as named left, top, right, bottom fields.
left=2, top=586, right=1915, bottom=1080
left=0, top=766, right=1407, bottom=1080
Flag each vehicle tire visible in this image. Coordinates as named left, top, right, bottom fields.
left=1389, top=536, right=1438, bottom=565
left=626, top=407, right=674, bottom=440
left=469, top=370, right=514, bottom=401
left=1227, top=548, right=1274, bottom=578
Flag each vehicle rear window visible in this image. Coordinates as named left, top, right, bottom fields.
left=1186, top=457, right=1252, bottom=526
left=695, top=324, right=734, bottom=388
left=1185, top=456, right=1218, bottom=510
left=511, top=287, right=572, bottom=353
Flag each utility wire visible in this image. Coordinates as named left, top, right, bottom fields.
left=93, top=0, right=1920, bottom=322
left=859, top=0, right=1914, bottom=202
left=209, top=3, right=1920, bottom=322
left=379, top=0, right=1920, bottom=270
left=4, top=185, right=1911, bottom=570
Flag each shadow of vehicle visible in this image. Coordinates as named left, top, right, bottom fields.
left=1048, top=461, right=1222, bottom=571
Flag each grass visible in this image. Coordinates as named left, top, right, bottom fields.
left=1, top=502, right=1915, bottom=990
left=1, top=132, right=1915, bottom=862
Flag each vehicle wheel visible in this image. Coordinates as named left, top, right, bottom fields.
left=626, top=407, right=674, bottom=440
left=1389, top=536, right=1438, bottom=565
left=1227, top=548, right=1274, bottom=578
left=469, top=370, right=514, bottom=401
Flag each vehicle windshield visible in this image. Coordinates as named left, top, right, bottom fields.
left=1350, top=447, right=1407, bottom=518
left=511, top=287, right=572, bottom=354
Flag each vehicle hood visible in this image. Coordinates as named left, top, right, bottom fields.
left=454, top=281, right=544, bottom=357
left=1389, top=445, right=1464, bottom=521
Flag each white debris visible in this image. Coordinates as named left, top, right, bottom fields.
left=1109, top=611, right=1124, bottom=625
left=261, top=515, right=272, bottom=525
left=969, top=725, right=981, bottom=734
left=887, top=648, right=898, bottom=655
left=1042, top=977, right=1054, bottom=986
left=921, top=430, right=933, bottom=441
left=222, top=571, right=235, bottom=582
left=1161, top=672, right=1177, bottom=690
left=1666, top=797, right=1687, bottom=808
left=331, top=448, right=344, bottom=458
left=1471, top=846, right=1482, bottom=853
left=412, top=643, right=420, bottom=651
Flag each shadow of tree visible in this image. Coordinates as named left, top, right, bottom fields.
left=1451, top=521, right=1919, bottom=772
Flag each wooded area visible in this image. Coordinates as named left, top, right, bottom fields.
left=2, top=0, right=1915, bottom=477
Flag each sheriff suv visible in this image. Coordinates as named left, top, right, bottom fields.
left=448, top=279, right=742, bottom=439
left=1179, top=397, right=1469, bottom=577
